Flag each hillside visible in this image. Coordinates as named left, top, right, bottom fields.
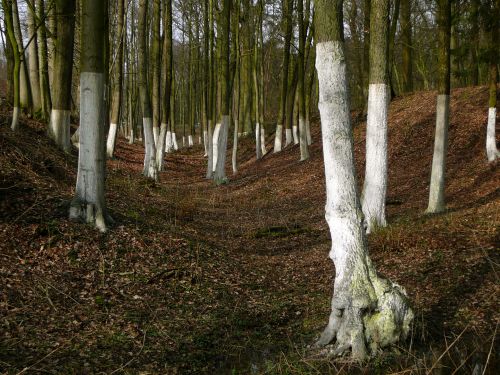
left=0, top=86, right=498, bottom=374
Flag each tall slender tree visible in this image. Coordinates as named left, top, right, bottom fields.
left=69, top=0, right=109, bottom=232
left=37, top=0, right=51, bottom=121
left=27, top=2, right=42, bottom=113
left=314, top=0, right=413, bottom=359
left=213, top=0, right=231, bottom=183
left=400, top=0, right=413, bottom=93
left=427, top=0, right=451, bottom=213
left=297, top=0, right=309, bottom=161
left=138, top=0, right=159, bottom=180
left=486, top=0, right=499, bottom=162
left=106, top=0, right=125, bottom=158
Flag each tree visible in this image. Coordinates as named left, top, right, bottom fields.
left=69, top=0, right=110, bottom=232
left=138, top=0, right=159, bottom=180
left=361, top=0, right=390, bottom=233
left=37, top=0, right=51, bottom=121
left=427, top=0, right=451, bottom=213
left=213, top=0, right=231, bottom=183
left=297, top=0, right=309, bottom=161
left=12, top=0, right=32, bottom=112
left=314, top=0, right=413, bottom=360
left=27, top=2, right=42, bottom=113
left=2, top=0, right=21, bottom=131
left=106, top=0, right=125, bottom=158
left=48, top=0, right=76, bottom=152
left=486, top=0, right=499, bottom=162
left=274, top=0, right=293, bottom=153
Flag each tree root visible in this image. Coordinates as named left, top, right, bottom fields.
left=69, top=198, right=112, bottom=233
left=315, top=275, right=414, bottom=361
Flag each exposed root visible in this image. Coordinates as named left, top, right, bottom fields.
left=69, top=198, right=111, bottom=233
left=316, top=274, right=414, bottom=361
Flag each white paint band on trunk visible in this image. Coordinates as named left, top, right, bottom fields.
left=188, top=135, right=193, bottom=147
left=285, top=128, right=292, bottom=146
left=106, top=122, right=118, bottom=157
left=212, top=123, right=221, bottom=172
left=292, top=125, right=299, bottom=144
left=166, top=129, right=173, bottom=153
left=11, top=106, right=20, bottom=131
left=486, top=107, right=498, bottom=162
left=274, top=124, right=283, bottom=152
left=172, top=132, right=178, bottom=150
left=362, top=83, right=389, bottom=232
left=49, top=109, right=72, bottom=152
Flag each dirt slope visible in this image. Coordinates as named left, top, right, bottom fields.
left=0, top=86, right=498, bottom=374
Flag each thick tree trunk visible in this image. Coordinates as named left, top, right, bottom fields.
left=106, top=0, right=125, bottom=158
left=361, top=0, right=390, bottom=233
left=151, top=0, right=161, bottom=147
left=138, top=0, right=158, bottom=180
left=314, top=0, right=413, bottom=360
left=427, top=0, right=451, bottom=213
left=70, top=0, right=110, bottom=232
left=48, top=0, right=76, bottom=152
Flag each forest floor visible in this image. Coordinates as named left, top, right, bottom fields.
left=0, top=86, right=499, bottom=374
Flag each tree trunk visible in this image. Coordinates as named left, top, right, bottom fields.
left=361, top=0, right=390, bottom=233
left=297, top=0, right=309, bottom=161
left=205, top=0, right=214, bottom=178
left=314, top=0, right=413, bottom=360
left=151, top=0, right=161, bottom=147
left=3, top=0, right=21, bottom=130
left=213, top=0, right=230, bottom=183
left=157, top=0, right=173, bottom=170
left=37, top=0, right=51, bottom=121
left=27, top=3, right=42, bottom=113
left=70, top=0, right=110, bottom=232
left=427, top=0, right=451, bottom=213
left=274, top=0, right=293, bottom=153
left=48, top=0, right=76, bottom=152
left=106, top=0, right=125, bottom=158
left=12, top=0, right=32, bottom=112
left=486, top=0, right=499, bottom=162
left=138, top=0, right=158, bottom=180
left=285, top=59, right=298, bottom=147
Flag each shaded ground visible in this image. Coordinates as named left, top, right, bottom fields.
left=0, top=86, right=499, bottom=374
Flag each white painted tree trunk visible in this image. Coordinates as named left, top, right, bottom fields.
left=306, top=118, right=312, bottom=145
left=188, top=135, right=194, bottom=147
left=11, top=107, right=20, bottom=131
left=172, top=132, right=178, bottom=150
left=427, top=94, right=449, bottom=213
left=285, top=128, right=292, bottom=147
left=214, top=115, right=229, bottom=183
left=232, top=119, right=238, bottom=174
left=292, top=124, right=299, bottom=144
left=362, top=84, right=389, bottom=232
left=299, top=116, right=309, bottom=161
left=156, top=123, right=167, bottom=170
left=48, top=109, right=72, bottom=152
left=315, top=41, right=413, bottom=360
left=142, top=117, right=158, bottom=180
left=203, top=130, right=208, bottom=156
left=261, top=125, right=266, bottom=155
left=274, top=124, right=283, bottom=152
left=166, top=130, right=173, bottom=153
left=486, top=107, right=498, bottom=162
left=153, top=126, right=159, bottom=147
left=106, top=122, right=118, bottom=158
left=182, top=136, right=185, bottom=147
left=256, top=122, right=262, bottom=159
left=70, top=72, right=108, bottom=232
left=206, top=121, right=214, bottom=178
left=212, top=122, right=221, bottom=172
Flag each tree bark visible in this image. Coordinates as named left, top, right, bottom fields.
left=297, top=0, right=309, bottom=160
left=69, top=0, right=110, bottom=232
left=37, top=0, right=51, bottom=121
left=48, top=0, right=76, bottom=152
left=400, top=0, right=412, bottom=93
left=486, top=0, right=499, bottom=162
left=427, top=0, right=451, bottom=213
left=151, top=0, right=161, bottom=146
left=138, top=0, right=159, bottom=180
left=361, top=0, right=390, bottom=233
left=12, top=0, right=32, bottom=112
left=27, top=2, right=42, bottom=113
left=314, top=0, right=413, bottom=360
